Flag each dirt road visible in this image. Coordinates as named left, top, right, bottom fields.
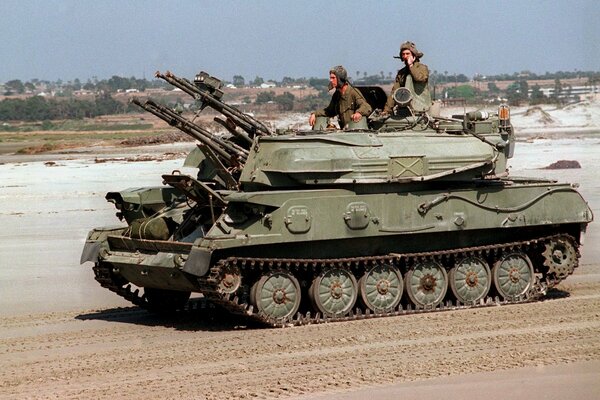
left=1, top=266, right=599, bottom=400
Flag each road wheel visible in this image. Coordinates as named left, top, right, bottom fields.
left=449, top=256, right=491, bottom=304
left=309, top=269, right=358, bottom=318
left=405, top=260, right=448, bottom=308
left=359, top=263, right=403, bottom=313
left=493, top=252, right=534, bottom=301
left=250, top=271, right=301, bottom=321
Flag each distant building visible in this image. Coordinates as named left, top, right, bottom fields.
left=260, top=82, right=276, bottom=89
left=532, top=85, right=598, bottom=100
left=73, top=89, right=94, bottom=96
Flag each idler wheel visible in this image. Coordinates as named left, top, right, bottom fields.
left=250, top=271, right=301, bottom=321
left=405, top=260, right=448, bottom=308
left=309, top=268, right=357, bottom=318
left=449, top=256, right=491, bottom=304
left=359, top=263, right=403, bottom=313
left=493, top=252, right=534, bottom=301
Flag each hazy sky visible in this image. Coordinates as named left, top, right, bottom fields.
left=1, top=0, right=599, bottom=83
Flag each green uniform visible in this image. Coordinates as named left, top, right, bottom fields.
left=314, top=85, right=372, bottom=129
left=383, top=62, right=429, bottom=114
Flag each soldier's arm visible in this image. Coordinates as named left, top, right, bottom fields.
left=354, top=90, right=372, bottom=116
left=382, top=80, right=400, bottom=114
left=409, top=63, right=429, bottom=82
left=314, top=94, right=338, bottom=117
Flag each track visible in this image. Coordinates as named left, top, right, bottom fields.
left=93, top=234, right=578, bottom=327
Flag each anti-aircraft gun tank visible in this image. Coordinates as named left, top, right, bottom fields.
left=81, top=70, right=593, bottom=326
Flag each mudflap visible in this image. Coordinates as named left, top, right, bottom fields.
left=183, top=247, right=213, bottom=277
left=80, top=241, right=102, bottom=264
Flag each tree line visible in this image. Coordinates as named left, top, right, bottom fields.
left=3, top=70, right=599, bottom=96
left=0, top=93, right=130, bottom=122
left=1, top=69, right=599, bottom=122
left=2, top=76, right=169, bottom=96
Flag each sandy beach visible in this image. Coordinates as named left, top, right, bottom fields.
left=0, top=104, right=599, bottom=399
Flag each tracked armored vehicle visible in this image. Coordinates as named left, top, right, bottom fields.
left=81, top=70, right=593, bottom=326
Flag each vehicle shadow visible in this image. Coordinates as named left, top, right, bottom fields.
left=543, top=287, right=571, bottom=300
left=75, top=299, right=266, bottom=332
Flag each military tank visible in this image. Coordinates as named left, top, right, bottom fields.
left=81, top=70, right=593, bottom=327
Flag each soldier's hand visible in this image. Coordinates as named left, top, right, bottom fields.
left=309, top=113, right=316, bottom=126
left=351, top=112, right=362, bottom=122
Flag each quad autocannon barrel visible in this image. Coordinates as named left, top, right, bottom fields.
left=130, top=98, right=248, bottom=167
left=156, top=70, right=272, bottom=139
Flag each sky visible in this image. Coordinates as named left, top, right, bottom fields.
left=1, top=0, right=599, bottom=83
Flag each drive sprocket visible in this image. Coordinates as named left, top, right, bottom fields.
left=542, top=236, right=578, bottom=279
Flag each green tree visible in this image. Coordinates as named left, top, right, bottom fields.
left=552, top=78, right=562, bottom=103
left=281, top=76, right=295, bottom=86
left=530, top=84, right=546, bottom=105
left=446, top=85, right=477, bottom=99
left=505, top=80, right=528, bottom=105
left=105, top=75, right=129, bottom=92
left=255, top=91, right=274, bottom=104
left=274, top=92, right=295, bottom=111
left=518, top=79, right=529, bottom=98
left=505, top=82, right=521, bottom=105
left=487, top=82, right=500, bottom=93
left=5, top=79, right=25, bottom=94
left=95, top=93, right=123, bottom=114
left=252, top=76, right=264, bottom=86
left=456, top=74, right=469, bottom=83
left=24, top=82, right=36, bottom=92
left=233, top=75, right=245, bottom=87
left=308, top=77, right=329, bottom=90
left=24, top=96, right=52, bottom=120
left=83, top=80, right=95, bottom=90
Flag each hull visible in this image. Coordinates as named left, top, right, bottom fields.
left=84, top=178, right=592, bottom=291
left=183, top=178, right=592, bottom=277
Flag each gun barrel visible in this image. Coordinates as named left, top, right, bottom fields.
left=156, top=71, right=272, bottom=137
left=131, top=98, right=247, bottom=164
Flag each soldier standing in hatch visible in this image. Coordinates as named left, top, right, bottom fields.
left=382, top=41, right=429, bottom=114
left=309, top=65, right=372, bottom=129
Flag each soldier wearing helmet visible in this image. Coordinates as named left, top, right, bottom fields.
left=309, top=65, right=372, bottom=129
left=382, top=41, right=429, bottom=114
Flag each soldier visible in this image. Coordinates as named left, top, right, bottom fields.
left=382, top=41, right=429, bottom=114
left=309, top=65, right=372, bottom=129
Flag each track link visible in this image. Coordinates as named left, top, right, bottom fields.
left=92, top=234, right=579, bottom=328
left=92, top=264, right=150, bottom=308
left=197, top=234, right=579, bottom=327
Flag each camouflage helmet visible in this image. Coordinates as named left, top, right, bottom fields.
left=394, top=41, right=424, bottom=60
left=329, top=65, right=348, bottom=89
